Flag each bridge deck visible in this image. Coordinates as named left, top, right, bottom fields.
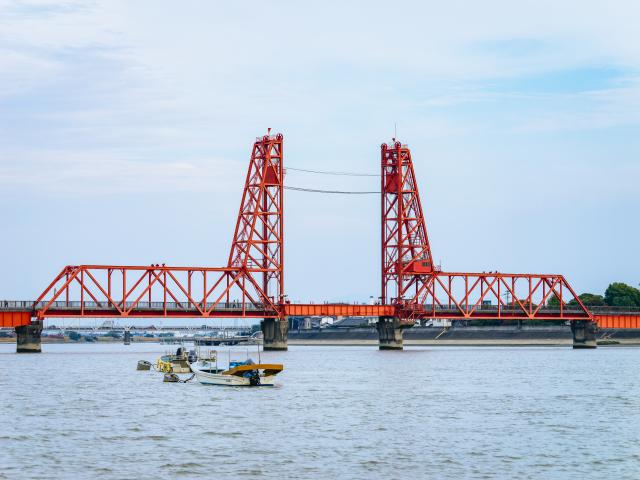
left=3, top=301, right=638, bottom=328
left=593, top=314, right=640, bottom=329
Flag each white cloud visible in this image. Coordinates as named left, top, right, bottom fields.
left=511, top=78, right=640, bottom=133
left=0, top=0, right=639, bottom=299
left=0, top=151, right=243, bottom=194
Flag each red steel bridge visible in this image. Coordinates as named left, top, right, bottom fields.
left=1, top=131, right=637, bottom=350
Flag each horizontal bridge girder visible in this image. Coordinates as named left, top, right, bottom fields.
left=35, top=309, right=279, bottom=319
left=0, top=311, right=31, bottom=328
left=2, top=302, right=638, bottom=328
left=283, top=304, right=394, bottom=317
left=594, top=315, right=640, bottom=329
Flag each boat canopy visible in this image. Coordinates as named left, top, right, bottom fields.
left=223, top=364, right=284, bottom=377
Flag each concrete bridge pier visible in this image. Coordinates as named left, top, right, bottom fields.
left=571, top=320, right=597, bottom=349
left=15, top=320, right=43, bottom=353
left=123, top=328, right=131, bottom=345
left=261, top=318, right=288, bottom=351
left=377, top=317, right=409, bottom=350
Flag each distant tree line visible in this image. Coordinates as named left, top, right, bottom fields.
left=548, top=282, right=640, bottom=308
left=468, top=282, right=639, bottom=327
left=67, top=331, right=97, bottom=342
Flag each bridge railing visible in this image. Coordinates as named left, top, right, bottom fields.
left=4, top=300, right=638, bottom=314
left=0, top=300, right=269, bottom=312
left=4, top=297, right=639, bottom=320
left=0, top=301, right=37, bottom=310
left=588, top=306, right=640, bottom=314
left=412, top=304, right=640, bottom=315
left=416, top=303, right=589, bottom=314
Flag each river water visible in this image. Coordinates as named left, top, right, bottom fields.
left=1, top=343, right=639, bottom=479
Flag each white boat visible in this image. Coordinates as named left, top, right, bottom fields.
left=190, top=358, right=283, bottom=387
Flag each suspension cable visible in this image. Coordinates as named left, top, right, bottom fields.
left=286, top=166, right=379, bottom=177
left=285, top=186, right=380, bottom=195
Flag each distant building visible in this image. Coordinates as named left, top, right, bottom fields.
left=99, top=320, right=116, bottom=330
left=422, top=319, right=452, bottom=328
left=320, top=316, right=334, bottom=326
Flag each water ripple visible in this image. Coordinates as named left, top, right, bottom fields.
left=1, top=343, right=640, bottom=479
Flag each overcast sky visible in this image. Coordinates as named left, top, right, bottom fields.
left=1, top=0, right=639, bottom=304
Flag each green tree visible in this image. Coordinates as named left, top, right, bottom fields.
left=604, top=282, right=640, bottom=307
left=547, top=295, right=562, bottom=307
left=568, top=293, right=605, bottom=307
left=550, top=292, right=606, bottom=308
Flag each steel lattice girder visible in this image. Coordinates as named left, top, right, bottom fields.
left=33, top=133, right=285, bottom=320
left=33, top=265, right=281, bottom=319
left=396, top=271, right=591, bottom=320
left=379, top=140, right=592, bottom=322
left=23, top=132, right=594, bottom=323
left=381, top=141, right=435, bottom=304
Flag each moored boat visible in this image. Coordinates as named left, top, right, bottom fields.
left=190, top=357, right=283, bottom=387
left=155, top=346, right=192, bottom=373
left=137, top=360, right=152, bottom=371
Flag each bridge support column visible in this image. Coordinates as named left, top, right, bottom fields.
left=261, top=318, right=288, bottom=351
left=15, top=320, right=43, bottom=353
left=377, top=317, right=408, bottom=350
left=124, top=329, right=131, bottom=345
left=571, top=320, right=597, bottom=349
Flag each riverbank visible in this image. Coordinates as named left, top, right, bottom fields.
left=288, top=326, right=640, bottom=346
left=3, top=326, right=639, bottom=346
left=0, top=336, right=159, bottom=344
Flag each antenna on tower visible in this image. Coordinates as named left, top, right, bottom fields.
left=394, top=122, right=397, bottom=140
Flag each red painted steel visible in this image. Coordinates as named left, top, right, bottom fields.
left=228, top=131, right=284, bottom=304
left=380, top=140, right=592, bottom=323
left=381, top=140, right=435, bottom=305
left=31, top=132, right=286, bottom=321
left=595, top=315, right=640, bottom=329
left=0, top=132, right=607, bottom=325
left=0, top=311, right=31, bottom=328
left=283, top=304, right=394, bottom=317
left=393, top=272, right=591, bottom=320
left=32, top=265, right=280, bottom=320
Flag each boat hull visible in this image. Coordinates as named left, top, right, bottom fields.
left=156, top=355, right=191, bottom=373
left=191, top=365, right=278, bottom=387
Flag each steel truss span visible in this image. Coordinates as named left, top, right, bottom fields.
left=379, top=139, right=592, bottom=324
left=393, top=272, right=591, bottom=322
left=0, top=130, right=616, bottom=327
left=30, top=132, right=286, bottom=321
left=32, top=265, right=279, bottom=319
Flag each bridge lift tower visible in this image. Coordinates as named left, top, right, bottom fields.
left=377, top=140, right=594, bottom=349
left=0, top=132, right=599, bottom=352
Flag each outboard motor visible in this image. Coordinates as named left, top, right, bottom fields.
left=188, top=349, right=197, bottom=363
left=249, top=370, right=261, bottom=386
